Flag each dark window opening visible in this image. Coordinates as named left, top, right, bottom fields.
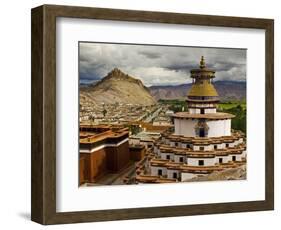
left=199, top=160, right=204, bottom=166
left=175, top=142, right=178, bottom=147
left=232, top=156, right=236, bottom=161
left=173, top=172, right=177, bottom=179
left=200, top=108, right=205, bottom=114
left=199, top=128, right=205, bottom=137
left=199, top=146, right=204, bottom=151
left=214, top=145, right=217, bottom=150
left=187, top=144, right=190, bottom=148
left=219, top=158, right=223, bottom=163
left=226, top=143, right=229, bottom=148
left=166, top=155, right=170, bottom=160
left=179, top=157, right=184, bottom=163
left=158, top=169, right=162, bottom=176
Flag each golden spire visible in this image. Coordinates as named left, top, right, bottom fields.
left=200, top=56, right=206, bottom=69
left=187, top=56, right=219, bottom=97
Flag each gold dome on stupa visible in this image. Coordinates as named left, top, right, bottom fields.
left=188, top=56, right=219, bottom=97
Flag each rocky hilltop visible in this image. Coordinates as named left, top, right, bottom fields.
left=184, top=165, right=246, bottom=182
left=80, top=68, right=156, bottom=106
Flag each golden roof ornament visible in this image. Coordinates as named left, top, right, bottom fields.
left=187, top=56, right=219, bottom=97
left=200, top=56, right=206, bottom=69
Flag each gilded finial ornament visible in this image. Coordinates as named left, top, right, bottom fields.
left=200, top=56, right=205, bottom=69
left=188, top=56, right=218, bottom=97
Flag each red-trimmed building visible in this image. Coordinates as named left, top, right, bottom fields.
left=79, top=125, right=130, bottom=184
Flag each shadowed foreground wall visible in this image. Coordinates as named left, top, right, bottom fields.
left=80, top=141, right=130, bottom=184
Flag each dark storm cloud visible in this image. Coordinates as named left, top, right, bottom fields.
left=79, top=43, right=246, bottom=86
left=212, top=61, right=245, bottom=72
left=139, top=51, right=161, bottom=59
left=165, top=62, right=197, bottom=73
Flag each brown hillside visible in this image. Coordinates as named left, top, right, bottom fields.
left=80, top=68, right=156, bottom=106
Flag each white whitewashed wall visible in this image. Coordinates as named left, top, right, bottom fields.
left=215, top=155, right=231, bottom=164
left=151, top=166, right=167, bottom=176
left=174, top=119, right=197, bottom=136
left=206, top=119, right=231, bottom=137
left=187, top=157, right=216, bottom=166
left=174, top=155, right=187, bottom=163
left=160, top=152, right=175, bottom=161
left=167, top=169, right=180, bottom=179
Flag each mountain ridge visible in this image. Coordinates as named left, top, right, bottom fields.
left=149, top=80, right=246, bottom=101
left=80, top=68, right=246, bottom=104
left=80, top=68, right=156, bottom=106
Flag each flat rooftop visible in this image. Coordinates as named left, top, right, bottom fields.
left=173, top=112, right=235, bottom=120
left=80, top=125, right=128, bottom=144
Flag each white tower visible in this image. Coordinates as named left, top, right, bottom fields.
left=135, top=56, right=246, bottom=184
left=173, top=56, right=234, bottom=138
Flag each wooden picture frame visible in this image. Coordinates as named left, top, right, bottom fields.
left=31, top=4, right=274, bottom=225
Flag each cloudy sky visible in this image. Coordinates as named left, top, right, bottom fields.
left=79, top=42, right=246, bottom=86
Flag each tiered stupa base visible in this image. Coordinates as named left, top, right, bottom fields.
left=135, top=129, right=246, bottom=183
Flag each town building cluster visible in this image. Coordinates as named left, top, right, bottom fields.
left=80, top=101, right=171, bottom=125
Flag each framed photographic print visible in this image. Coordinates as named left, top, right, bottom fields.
left=31, top=4, right=274, bottom=225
